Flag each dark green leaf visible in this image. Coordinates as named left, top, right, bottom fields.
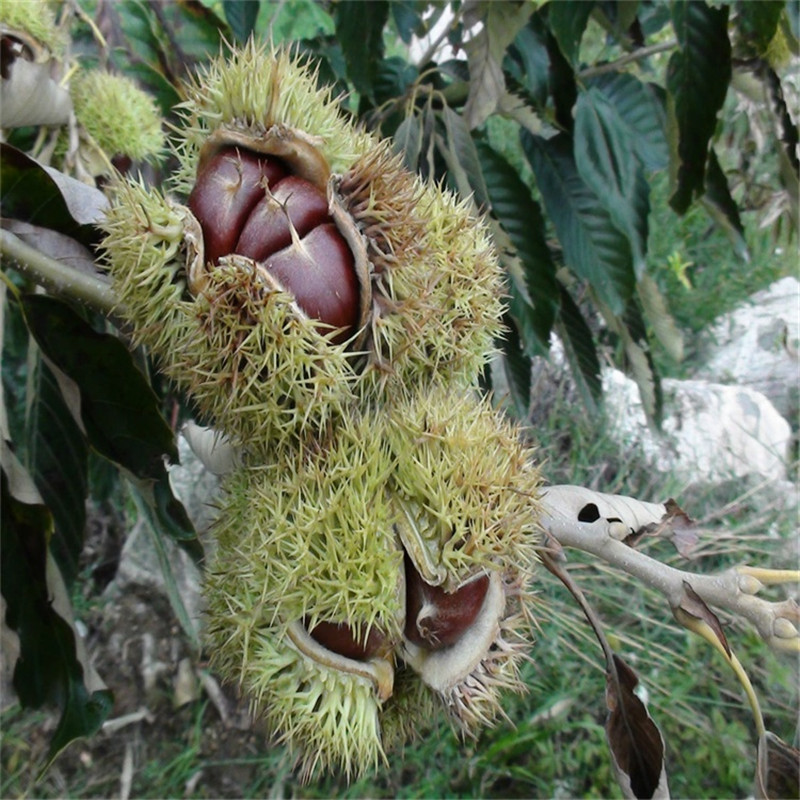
left=442, top=107, right=490, bottom=210
left=547, top=0, right=594, bottom=65
left=734, top=0, right=785, bottom=57
left=702, top=148, right=748, bottom=261
left=500, top=313, right=532, bottom=418
left=477, top=140, right=559, bottom=345
left=26, top=357, right=88, bottom=590
left=621, top=299, right=663, bottom=425
left=667, top=0, right=731, bottom=213
left=374, top=56, right=418, bottom=106
left=587, top=72, right=669, bottom=171
left=507, top=21, right=550, bottom=108
left=1, top=469, right=112, bottom=763
left=555, top=286, right=602, bottom=410
left=20, top=295, right=177, bottom=479
left=391, top=0, right=424, bottom=43
left=523, top=132, right=636, bottom=314
left=546, top=27, right=578, bottom=132
left=574, top=88, right=651, bottom=275
left=334, top=0, right=389, bottom=100
left=223, top=0, right=260, bottom=43
left=393, top=114, right=423, bottom=172
left=0, top=144, right=107, bottom=248
left=152, top=463, right=203, bottom=562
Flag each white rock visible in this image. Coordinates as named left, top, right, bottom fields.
left=699, top=276, right=800, bottom=419
left=604, top=369, right=792, bottom=485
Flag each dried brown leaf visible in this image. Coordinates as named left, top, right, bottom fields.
left=606, top=654, right=670, bottom=799
left=757, top=731, right=800, bottom=800
left=677, top=580, right=731, bottom=658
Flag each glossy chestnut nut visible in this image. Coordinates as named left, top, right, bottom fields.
left=188, top=146, right=360, bottom=343
left=404, top=553, right=490, bottom=651
left=307, top=620, right=387, bottom=661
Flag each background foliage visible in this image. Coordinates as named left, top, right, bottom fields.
left=1, top=0, right=798, bottom=797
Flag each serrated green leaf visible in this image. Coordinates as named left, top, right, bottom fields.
left=464, top=1, right=534, bottom=128
left=391, top=1, right=424, bottom=44
left=223, top=0, right=260, bottom=43
left=574, top=88, right=651, bottom=276
left=508, top=20, right=550, bottom=108
left=441, top=106, right=490, bottom=209
left=500, top=312, right=532, bottom=418
left=523, top=132, right=636, bottom=315
left=334, top=0, right=389, bottom=100
left=667, top=0, right=732, bottom=213
left=547, top=0, right=594, bottom=66
left=20, top=295, right=177, bottom=479
left=702, top=148, right=748, bottom=261
left=26, top=355, right=88, bottom=590
left=586, top=72, right=669, bottom=171
left=477, top=140, right=559, bottom=345
left=555, top=286, right=602, bottom=411
left=374, top=56, right=418, bottom=107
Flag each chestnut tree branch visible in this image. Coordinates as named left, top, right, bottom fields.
left=538, top=486, right=800, bottom=652
left=0, top=228, right=118, bottom=317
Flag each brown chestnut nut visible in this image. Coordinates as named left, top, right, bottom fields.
left=188, top=145, right=360, bottom=343
left=307, top=620, right=387, bottom=661
left=404, top=553, right=490, bottom=651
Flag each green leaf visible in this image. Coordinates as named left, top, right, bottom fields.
left=734, top=0, right=785, bottom=57
left=555, top=286, right=602, bottom=411
left=574, top=87, right=651, bottom=276
left=1, top=467, right=112, bottom=765
left=464, top=1, right=534, bottom=128
left=441, top=106, right=490, bottom=209
left=637, top=274, right=684, bottom=364
left=129, top=477, right=202, bottom=650
left=523, top=132, right=636, bottom=315
left=667, top=0, right=732, bottom=213
left=586, top=72, right=669, bottom=171
left=334, top=0, right=389, bottom=100
left=0, top=144, right=107, bottom=248
left=223, top=0, right=260, bottom=43
left=477, top=140, right=559, bottom=346
left=545, top=27, right=578, bottom=132
left=500, top=313, right=532, bottom=419
left=393, top=113, right=423, bottom=172
left=20, top=295, right=177, bottom=479
left=391, top=1, right=424, bottom=44
left=547, top=0, right=594, bottom=66
left=26, top=356, right=88, bottom=590
left=701, top=148, right=748, bottom=261
left=508, top=17, right=551, bottom=109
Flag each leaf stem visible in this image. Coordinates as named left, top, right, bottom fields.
left=0, top=229, right=118, bottom=317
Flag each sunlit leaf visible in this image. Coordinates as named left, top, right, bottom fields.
left=523, top=132, right=635, bottom=314
left=464, top=1, right=533, bottom=128
left=637, top=274, right=684, bottom=364
left=667, top=0, right=732, bottom=213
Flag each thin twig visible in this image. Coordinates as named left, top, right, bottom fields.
left=578, top=40, right=677, bottom=79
